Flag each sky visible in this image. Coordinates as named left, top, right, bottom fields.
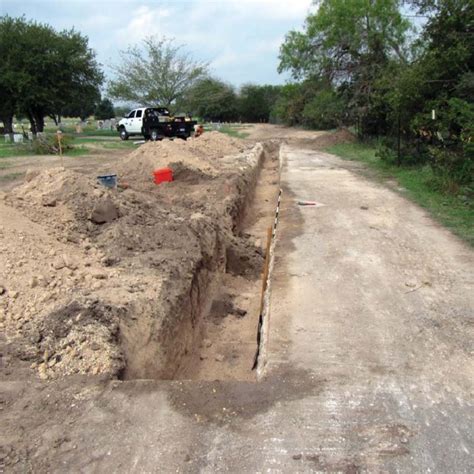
left=1, top=0, right=316, bottom=87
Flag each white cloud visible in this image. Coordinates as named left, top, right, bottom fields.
left=115, top=5, right=172, bottom=44
left=2, top=0, right=313, bottom=85
left=229, top=0, right=314, bottom=20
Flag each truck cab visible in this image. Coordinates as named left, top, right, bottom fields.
left=117, top=107, right=170, bottom=140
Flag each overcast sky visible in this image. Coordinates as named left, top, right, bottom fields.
left=1, top=0, right=315, bottom=87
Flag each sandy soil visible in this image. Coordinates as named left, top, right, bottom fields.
left=0, top=132, right=272, bottom=383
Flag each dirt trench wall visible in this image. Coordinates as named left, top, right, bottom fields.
left=119, top=143, right=267, bottom=380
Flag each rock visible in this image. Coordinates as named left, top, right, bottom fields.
left=41, top=195, right=57, bottom=207
left=53, top=258, right=66, bottom=270
left=29, top=276, right=38, bottom=288
left=62, top=254, right=78, bottom=270
left=91, top=270, right=107, bottom=280
left=91, top=281, right=102, bottom=290
left=292, top=454, right=302, bottom=460
left=90, top=342, right=100, bottom=351
left=203, top=339, right=213, bottom=348
left=0, top=286, right=6, bottom=296
left=90, top=198, right=119, bottom=224
left=215, top=354, right=225, bottom=362
left=10, top=291, right=19, bottom=299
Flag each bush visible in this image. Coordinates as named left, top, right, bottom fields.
left=28, top=134, right=75, bottom=155
left=429, top=144, right=473, bottom=191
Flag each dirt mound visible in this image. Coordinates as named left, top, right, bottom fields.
left=308, top=128, right=357, bottom=149
left=1, top=136, right=270, bottom=381
left=116, top=132, right=247, bottom=189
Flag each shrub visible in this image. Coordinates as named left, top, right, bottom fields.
left=29, top=134, right=75, bottom=155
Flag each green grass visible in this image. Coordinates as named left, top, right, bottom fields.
left=326, top=142, right=474, bottom=246
left=0, top=132, right=133, bottom=162
left=218, top=125, right=249, bottom=139
left=0, top=142, right=36, bottom=158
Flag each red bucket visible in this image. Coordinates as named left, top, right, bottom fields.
left=153, top=167, right=173, bottom=184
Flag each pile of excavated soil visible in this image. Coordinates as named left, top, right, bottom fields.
left=0, top=133, right=267, bottom=381
left=117, top=131, right=249, bottom=189
left=304, top=128, right=357, bottom=149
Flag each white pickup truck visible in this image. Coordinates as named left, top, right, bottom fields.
left=116, top=107, right=169, bottom=140
left=116, top=107, right=196, bottom=141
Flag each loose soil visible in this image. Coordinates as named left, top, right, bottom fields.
left=0, top=131, right=280, bottom=383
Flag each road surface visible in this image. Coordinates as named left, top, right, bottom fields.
left=1, top=143, right=472, bottom=472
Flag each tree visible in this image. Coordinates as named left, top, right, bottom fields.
left=108, top=37, right=208, bottom=109
left=271, top=83, right=306, bottom=125
left=0, top=16, right=27, bottom=134
left=94, top=98, right=116, bottom=120
left=114, top=106, right=131, bottom=118
left=183, top=77, right=238, bottom=121
left=0, top=16, right=103, bottom=134
left=238, top=84, right=281, bottom=122
left=279, top=0, right=410, bottom=135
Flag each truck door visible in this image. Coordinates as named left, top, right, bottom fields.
left=130, top=109, right=143, bottom=134
left=125, top=110, right=136, bottom=131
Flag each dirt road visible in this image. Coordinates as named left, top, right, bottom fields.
left=1, top=131, right=472, bottom=472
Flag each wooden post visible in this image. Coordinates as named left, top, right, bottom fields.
left=56, top=130, right=63, bottom=167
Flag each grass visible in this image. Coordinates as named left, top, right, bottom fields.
left=218, top=125, right=250, bottom=139
left=326, top=142, right=474, bottom=246
left=0, top=132, right=133, bottom=159
left=0, top=142, right=36, bottom=158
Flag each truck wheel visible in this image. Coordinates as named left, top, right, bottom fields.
left=150, top=129, right=159, bottom=141
left=119, top=128, right=129, bottom=141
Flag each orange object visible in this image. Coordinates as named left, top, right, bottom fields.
left=153, top=167, right=173, bottom=184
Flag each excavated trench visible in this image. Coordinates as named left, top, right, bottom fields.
left=119, top=142, right=281, bottom=381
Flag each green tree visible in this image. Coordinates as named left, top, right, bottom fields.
left=0, top=16, right=103, bottom=134
left=108, top=37, right=208, bottom=108
left=238, top=84, right=281, bottom=122
left=0, top=16, right=23, bottom=134
left=94, top=98, right=116, bottom=120
left=184, top=77, right=238, bottom=121
left=279, top=0, right=410, bottom=135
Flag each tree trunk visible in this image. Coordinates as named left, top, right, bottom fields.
left=1, top=113, right=14, bottom=136
left=33, top=110, right=45, bottom=133
left=27, top=110, right=37, bottom=136
left=49, top=114, right=58, bottom=126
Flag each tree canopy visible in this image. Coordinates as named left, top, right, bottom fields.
left=183, top=77, right=238, bottom=121
left=108, top=37, right=208, bottom=108
left=274, top=0, right=473, bottom=188
left=0, top=15, right=103, bottom=133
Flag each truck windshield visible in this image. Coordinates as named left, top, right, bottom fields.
left=127, top=111, right=136, bottom=118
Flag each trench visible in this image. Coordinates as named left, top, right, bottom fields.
left=119, top=142, right=281, bottom=381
